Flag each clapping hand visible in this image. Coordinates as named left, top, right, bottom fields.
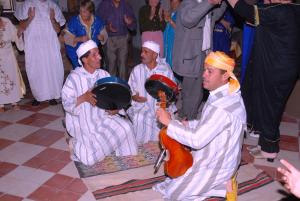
left=28, top=7, right=35, bottom=20
left=156, top=108, right=171, bottom=126
left=124, top=15, right=133, bottom=25
left=107, top=22, right=117, bottom=33
left=278, top=159, right=300, bottom=198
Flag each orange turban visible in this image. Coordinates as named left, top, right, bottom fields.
left=205, top=51, right=240, bottom=93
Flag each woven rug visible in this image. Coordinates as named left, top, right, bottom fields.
left=74, top=141, right=161, bottom=178
left=93, top=170, right=273, bottom=200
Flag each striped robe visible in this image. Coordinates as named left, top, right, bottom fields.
left=127, top=59, right=176, bottom=144
left=153, top=84, right=246, bottom=200
left=62, top=67, right=138, bottom=166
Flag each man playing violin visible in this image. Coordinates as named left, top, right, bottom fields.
left=155, top=51, right=246, bottom=200
left=62, top=40, right=138, bottom=166
left=127, top=40, right=176, bottom=144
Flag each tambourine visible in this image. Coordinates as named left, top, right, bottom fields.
left=145, top=74, right=178, bottom=103
left=92, top=76, right=131, bottom=110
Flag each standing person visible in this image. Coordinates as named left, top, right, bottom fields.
left=227, top=0, right=300, bottom=161
left=154, top=51, right=246, bottom=200
left=17, top=0, right=66, bottom=106
left=0, top=7, right=25, bottom=112
left=139, top=0, right=166, bottom=57
left=62, top=40, right=138, bottom=166
left=64, top=0, right=108, bottom=69
left=127, top=41, right=175, bottom=144
left=163, top=0, right=182, bottom=68
left=96, top=0, right=137, bottom=80
left=172, top=0, right=227, bottom=120
left=213, top=9, right=235, bottom=54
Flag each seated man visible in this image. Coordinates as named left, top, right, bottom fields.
left=128, top=40, right=176, bottom=144
left=154, top=51, right=246, bottom=200
left=62, top=40, right=138, bottom=166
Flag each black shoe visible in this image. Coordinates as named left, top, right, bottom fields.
left=32, top=99, right=40, bottom=106
left=49, top=99, right=58, bottom=105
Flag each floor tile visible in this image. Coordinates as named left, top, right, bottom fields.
left=0, top=194, right=23, bottom=201
left=0, top=139, right=14, bottom=150
left=17, top=117, right=51, bottom=127
left=0, top=110, right=34, bottom=123
left=0, top=120, right=11, bottom=129
left=280, top=135, right=299, bottom=152
left=44, top=174, right=75, bottom=190
left=50, top=137, right=69, bottom=151
left=54, top=189, right=82, bottom=201
left=0, top=124, right=40, bottom=141
left=20, top=103, right=49, bottom=113
left=0, top=162, right=18, bottom=177
left=58, top=162, right=80, bottom=178
left=5, top=166, right=54, bottom=186
left=65, top=178, right=88, bottom=194
left=279, top=122, right=299, bottom=137
left=0, top=176, right=41, bottom=197
left=0, top=142, right=45, bottom=165
left=23, top=148, right=69, bottom=171
left=44, top=117, right=66, bottom=132
left=254, top=164, right=277, bottom=179
left=20, top=128, right=64, bottom=147
left=39, top=105, right=65, bottom=117
left=27, top=185, right=58, bottom=201
left=30, top=113, right=60, bottom=121
left=281, top=114, right=298, bottom=123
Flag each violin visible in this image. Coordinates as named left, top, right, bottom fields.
left=155, top=90, right=193, bottom=178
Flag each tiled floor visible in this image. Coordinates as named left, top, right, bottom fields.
left=0, top=100, right=299, bottom=201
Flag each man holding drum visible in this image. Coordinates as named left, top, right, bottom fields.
left=62, top=40, right=138, bottom=166
left=128, top=40, right=176, bottom=144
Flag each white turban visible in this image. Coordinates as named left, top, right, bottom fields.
left=142, top=40, right=160, bottom=54
left=76, top=40, right=98, bottom=66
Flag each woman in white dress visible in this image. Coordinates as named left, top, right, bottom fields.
left=0, top=6, right=25, bottom=112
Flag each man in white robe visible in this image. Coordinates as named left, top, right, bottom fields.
left=17, top=0, right=65, bottom=105
left=154, top=51, right=246, bottom=200
left=62, top=40, right=138, bottom=166
left=127, top=41, right=176, bottom=144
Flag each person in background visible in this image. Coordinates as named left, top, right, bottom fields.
left=96, top=0, right=137, bottom=80
left=64, top=0, right=107, bottom=69
left=163, top=0, right=181, bottom=68
left=62, top=40, right=138, bottom=166
left=0, top=5, right=25, bottom=112
left=213, top=9, right=235, bottom=54
left=139, top=0, right=166, bottom=57
left=17, top=0, right=66, bottom=106
left=226, top=0, right=300, bottom=162
left=154, top=51, right=246, bottom=200
left=172, top=0, right=227, bottom=120
left=127, top=41, right=176, bottom=144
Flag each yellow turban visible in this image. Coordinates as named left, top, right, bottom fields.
left=205, top=51, right=240, bottom=93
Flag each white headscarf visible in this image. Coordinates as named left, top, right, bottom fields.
left=76, top=40, right=98, bottom=66
left=142, top=40, right=161, bottom=62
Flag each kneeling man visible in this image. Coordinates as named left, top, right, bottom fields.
left=154, top=51, right=246, bottom=200
left=62, top=40, right=138, bottom=166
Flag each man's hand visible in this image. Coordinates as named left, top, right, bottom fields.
left=132, top=92, right=147, bottom=103
left=156, top=108, right=171, bottom=126
left=75, top=35, right=89, bottom=43
left=124, top=15, right=133, bottom=25
left=278, top=159, right=300, bottom=198
left=97, top=33, right=104, bottom=42
left=107, top=22, right=117, bottom=33
left=105, top=109, right=119, bottom=115
left=50, top=8, right=55, bottom=21
left=77, top=90, right=97, bottom=107
left=208, top=0, right=222, bottom=5
left=28, top=7, right=35, bottom=20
